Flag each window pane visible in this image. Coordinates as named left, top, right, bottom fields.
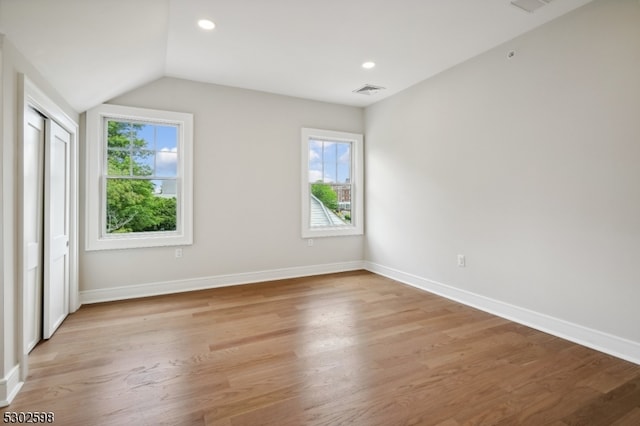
left=308, top=138, right=353, bottom=228
left=334, top=184, right=352, bottom=223
left=132, top=150, right=155, bottom=176
left=107, top=120, right=137, bottom=148
left=323, top=142, right=337, bottom=183
left=308, top=140, right=323, bottom=183
left=153, top=179, right=178, bottom=197
left=309, top=182, right=352, bottom=227
left=107, top=148, right=132, bottom=176
left=156, top=126, right=178, bottom=150
left=105, top=119, right=180, bottom=235
left=336, top=143, right=351, bottom=183
left=106, top=178, right=177, bottom=234
left=107, top=119, right=179, bottom=178
left=156, top=149, right=178, bottom=177
left=308, top=139, right=351, bottom=184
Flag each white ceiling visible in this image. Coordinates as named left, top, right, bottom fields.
left=0, top=0, right=593, bottom=112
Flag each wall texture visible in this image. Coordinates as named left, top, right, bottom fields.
left=80, top=78, right=364, bottom=293
left=365, top=0, right=640, bottom=347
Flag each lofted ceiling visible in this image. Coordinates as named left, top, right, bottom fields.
left=0, top=0, right=593, bottom=112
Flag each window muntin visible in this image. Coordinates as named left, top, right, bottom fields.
left=301, top=128, right=363, bottom=238
left=86, top=104, right=193, bottom=250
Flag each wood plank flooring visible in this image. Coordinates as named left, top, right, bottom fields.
left=3, top=270, right=640, bottom=425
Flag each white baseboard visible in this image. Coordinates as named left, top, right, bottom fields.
left=0, top=365, right=23, bottom=408
left=79, top=259, right=640, bottom=365
left=364, top=261, right=640, bottom=366
left=80, top=261, right=365, bottom=304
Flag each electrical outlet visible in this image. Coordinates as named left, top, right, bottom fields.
left=307, top=239, right=314, bottom=247
left=175, top=248, right=183, bottom=258
left=457, top=254, right=466, bottom=267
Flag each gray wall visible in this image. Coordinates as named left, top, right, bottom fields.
left=80, top=77, right=365, bottom=291
left=365, top=0, right=640, bottom=343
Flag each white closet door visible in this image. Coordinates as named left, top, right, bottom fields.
left=43, top=119, right=71, bottom=339
left=23, top=108, right=45, bottom=352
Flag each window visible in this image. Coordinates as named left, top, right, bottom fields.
left=301, top=128, right=363, bottom=238
left=86, top=104, right=193, bottom=250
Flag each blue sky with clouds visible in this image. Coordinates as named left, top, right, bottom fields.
left=135, top=123, right=178, bottom=177
left=308, top=139, right=351, bottom=183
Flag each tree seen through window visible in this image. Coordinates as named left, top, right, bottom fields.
left=105, top=120, right=178, bottom=233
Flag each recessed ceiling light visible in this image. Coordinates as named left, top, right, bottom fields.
left=198, top=19, right=216, bottom=30
left=362, top=61, right=376, bottom=69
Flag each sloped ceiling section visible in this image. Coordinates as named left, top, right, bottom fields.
left=0, top=0, right=593, bottom=112
left=0, top=0, right=169, bottom=112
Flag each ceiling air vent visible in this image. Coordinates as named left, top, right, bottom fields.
left=353, top=84, right=386, bottom=96
left=510, top=0, right=553, bottom=13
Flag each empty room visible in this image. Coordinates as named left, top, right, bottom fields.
left=1, top=0, right=640, bottom=424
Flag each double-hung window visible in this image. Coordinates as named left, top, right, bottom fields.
left=301, top=128, right=363, bottom=238
left=86, top=104, right=193, bottom=250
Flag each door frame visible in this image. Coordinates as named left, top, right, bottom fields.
left=17, top=74, right=79, bottom=381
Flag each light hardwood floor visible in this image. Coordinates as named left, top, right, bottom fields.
left=3, top=271, right=640, bottom=425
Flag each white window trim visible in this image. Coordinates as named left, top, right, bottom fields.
left=301, top=127, right=364, bottom=238
left=85, top=104, right=193, bottom=250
